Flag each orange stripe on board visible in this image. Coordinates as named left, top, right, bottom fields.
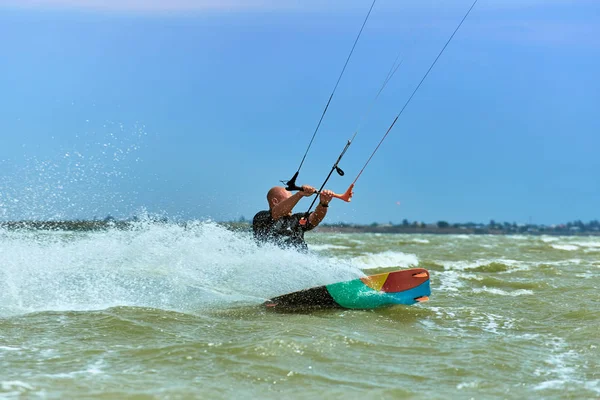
left=360, top=273, right=389, bottom=291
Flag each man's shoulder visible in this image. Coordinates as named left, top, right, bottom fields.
left=253, top=210, right=272, bottom=224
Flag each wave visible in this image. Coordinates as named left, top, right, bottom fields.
left=1, top=381, right=35, bottom=396
left=470, top=276, right=543, bottom=290
left=532, top=336, right=596, bottom=395
left=472, top=287, right=534, bottom=296
left=430, top=260, right=521, bottom=295
left=471, top=262, right=513, bottom=273
left=349, top=251, right=419, bottom=270
left=542, top=237, right=560, bottom=243
left=542, top=239, right=599, bottom=253
left=572, top=241, right=600, bottom=250
left=434, top=270, right=465, bottom=294
left=397, top=238, right=430, bottom=245
left=440, top=259, right=522, bottom=272
left=551, top=244, right=580, bottom=251
left=427, top=307, right=517, bottom=336
left=310, top=244, right=349, bottom=251
left=507, top=235, right=529, bottom=240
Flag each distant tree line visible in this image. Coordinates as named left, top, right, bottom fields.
left=1, top=216, right=599, bottom=236
left=316, top=218, right=600, bottom=235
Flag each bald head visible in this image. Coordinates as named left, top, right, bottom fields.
left=267, top=186, right=292, bottom=209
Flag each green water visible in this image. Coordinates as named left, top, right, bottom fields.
left=1, top=225, right=598, bottom=399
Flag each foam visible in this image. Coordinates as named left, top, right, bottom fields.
left=551, top=244, right=580, bottom=251
left=541, top=236, right=560, bottom=243
left=348, top=239, right=364, bottom=245
left=532, top=336, right=593, bottom=394
left=572, top=241, right=600, bottom=248
left=472, top=287, right=534, bottom=297
left=456, top=381, right=479, bottom=390
left=310, top=244, right=349, bottom=251
left=425, top=307, right=516, bottom=337
left=572, top=241, right=600, bottom=253
left=349, top=251, right=419, bottom=270
left=434, top=270, right=466, bottom=294
left=584, top=381, right=600, bottom=395
left=440, top=259, right=522, bottom=272
left=474, top=313, right=515, bottom=334
left=0, top=346, right=22, bottom=351
left=507, top=235, right=528, bottom=240
left=575, top=272, right=596, bottom=279
left=1, top=381, right=35, bottom=392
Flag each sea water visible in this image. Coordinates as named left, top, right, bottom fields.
left=1, top=223, right=598, bottom=399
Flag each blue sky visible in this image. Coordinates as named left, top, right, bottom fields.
left=0, top=0, right=598, bottom=224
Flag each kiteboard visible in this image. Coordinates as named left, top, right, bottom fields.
left=264, top=268, right=430, bottom=311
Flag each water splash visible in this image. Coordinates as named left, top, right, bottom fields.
left=0, top=220, right=363, bottom=317
left=0, top=122, right=147, bottom=221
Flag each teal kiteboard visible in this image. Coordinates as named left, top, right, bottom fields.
left=264, top=268, right=430, bottom=311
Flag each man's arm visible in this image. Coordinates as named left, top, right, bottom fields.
left=308, top=189, right=334, bottom=227
left=271, top=185, right=315, bottom=220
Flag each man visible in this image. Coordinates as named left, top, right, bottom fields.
left=253, top=185, right=334, bottom=251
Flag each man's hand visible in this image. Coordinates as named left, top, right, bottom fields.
left=320, top=189, right=334, bottom=205
left=300, top=185, right=317, bottom=197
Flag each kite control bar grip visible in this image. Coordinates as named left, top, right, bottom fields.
left=283, top=172, right=316, bottom=194
left=332, top=184, right=354, bottom=202
left=283, top=172, right=354, bottom=202
left=286, top=182, right=304, bottom=192
left=285, top=183, right=310, bottom=193
left=283, top=172, right=302, bottom=192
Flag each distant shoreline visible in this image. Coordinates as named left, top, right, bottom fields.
left=1, top=220, right=599, bottom=236
left=314, top=225, right=600, bottom=236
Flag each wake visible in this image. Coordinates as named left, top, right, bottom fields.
left=0, top=220, right=362, bottom=316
